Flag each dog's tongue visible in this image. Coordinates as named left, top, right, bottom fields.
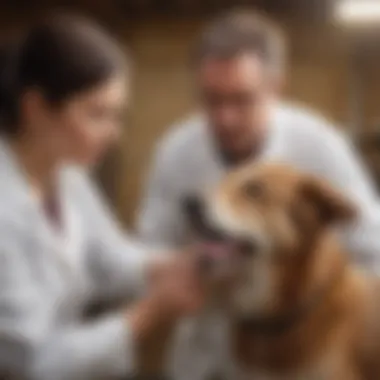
left=198, top=241, right=232, bottom=259
left=196, top=241, right=238, bottom=278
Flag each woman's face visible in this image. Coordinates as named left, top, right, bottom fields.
left=26, top=74, right=128, bottom=167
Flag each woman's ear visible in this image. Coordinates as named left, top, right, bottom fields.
left=20, top=88, right=48, bottom=126
left=299, top=176, right=357, bottom=226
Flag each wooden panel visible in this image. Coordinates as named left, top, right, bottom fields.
left=287, top=61, right=348, bottom=123
left=362, top=59, right=380, bottom=129
left=118, top=23, right=198, bottom=224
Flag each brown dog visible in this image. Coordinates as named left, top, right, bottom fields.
left=188, top=161, right=380, bottom=380
left=139, top=162, right=380, bottom=379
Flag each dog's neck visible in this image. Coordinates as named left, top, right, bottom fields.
left=234, top=271, right=344, bottom=336
left=236, top=231, right=348, bottom=334
left=232, top=231, right=358, bottom=373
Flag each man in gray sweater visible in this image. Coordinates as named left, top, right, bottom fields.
left=139, top=10, right=380, bottom=271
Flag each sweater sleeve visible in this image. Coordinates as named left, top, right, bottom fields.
left=0, top=225, right=137, bottom=380
left=136, top=139, right=187, bottom=249
left=299, top=119, right=380, bottom=272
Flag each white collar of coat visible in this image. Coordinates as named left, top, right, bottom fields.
left=0, top=136, right=35, bottom=208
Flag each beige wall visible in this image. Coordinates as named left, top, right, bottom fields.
left=120, top=21, right=199, bottom=225
left=118, top=20, right=357, bottom=226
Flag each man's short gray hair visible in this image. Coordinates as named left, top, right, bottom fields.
left=194, top=9, right=287, bottom=77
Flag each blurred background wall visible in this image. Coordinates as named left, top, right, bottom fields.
left=1, top=0, right=380, bottom=226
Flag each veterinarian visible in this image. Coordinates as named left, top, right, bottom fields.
left=138, top=9, right=380, bottom=271
left=0, top=14, right=207, bottom=380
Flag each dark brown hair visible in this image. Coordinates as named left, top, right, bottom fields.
left=193, top=9, right=286, bottom=75
left=0, top=13, right=126, bottom=136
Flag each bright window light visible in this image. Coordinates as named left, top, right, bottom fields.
left=335, top=0, right=380, bottom=24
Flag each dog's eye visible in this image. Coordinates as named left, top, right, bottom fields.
left=242, top=181, right=265, bottom=199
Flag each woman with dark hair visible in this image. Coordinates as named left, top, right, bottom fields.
left=0, top=13, right=204, bottom=380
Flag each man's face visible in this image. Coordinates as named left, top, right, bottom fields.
left=197, top=53, right=279, bottom=159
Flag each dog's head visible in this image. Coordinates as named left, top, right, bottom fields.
left=185, top=162, right=356, bottom=320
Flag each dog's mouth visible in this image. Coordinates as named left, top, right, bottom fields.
left=182, top=196, right=258, bottom=272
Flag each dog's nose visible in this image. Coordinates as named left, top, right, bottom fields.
left=182, top=194, right=205, bottom=223
left=238, top=240, right=259, bottom=258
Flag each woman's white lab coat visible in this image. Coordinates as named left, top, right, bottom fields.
left=0, top=139, right=150, bottom=380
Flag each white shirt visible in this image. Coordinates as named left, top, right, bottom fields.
left=138, top=102, right=380, bottom=272
left=0, top=138, right=150, bottom=380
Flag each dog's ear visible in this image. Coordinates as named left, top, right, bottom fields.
left=299, top=176, right=357, bottom=225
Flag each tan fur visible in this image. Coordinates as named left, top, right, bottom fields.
left=211, top=162, right=380, bottom=379
left=138, top=162, right=380, bottom=379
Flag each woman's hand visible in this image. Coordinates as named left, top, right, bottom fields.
left=127, top=252, right=206, bottom=341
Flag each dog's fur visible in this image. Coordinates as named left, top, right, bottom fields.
left=139, top=162, right=380, bottom=379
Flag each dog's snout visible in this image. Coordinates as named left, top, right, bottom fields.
left=182, top=194, right=206, bottom=227
left=183, top=195, right=204, bottom=217
left=238, top=240, right=259, bottom=258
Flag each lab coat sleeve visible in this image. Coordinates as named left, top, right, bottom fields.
left=137, top=142, right=186, bottom=249
left=75, top=171, right=153, bottom=301
left=305, top=121, right=380, bottom=272
left=0, top=226, right=137, bottom=380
